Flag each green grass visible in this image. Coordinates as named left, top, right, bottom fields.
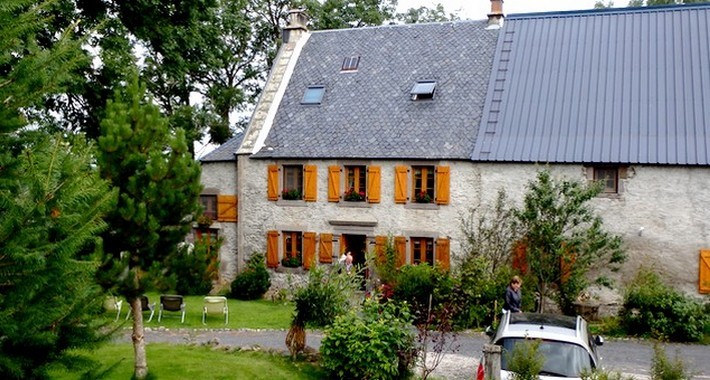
left=110, top=293, right=293, bottom=330
left=48, top=343, right=323, bottom=379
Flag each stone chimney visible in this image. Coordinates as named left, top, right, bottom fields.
left=488, top=0, right=504, bottom=27
left=282, top=9, right=309, bottom=44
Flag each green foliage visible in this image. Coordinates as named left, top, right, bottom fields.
left=650, top=344, right=693, bottom=380
left=456, top=256, right=517, bottom=328
left=96, top=73, right=202, bottom=378
left=581, top=368, right=636, bottom=380
left=291, top=265, right=360, bottom=328
left=166, top=238, right=221, bottom=295
left=369, top=235, right=398, bottom=286
left=506, top=339, right=544, bottom=380
left=620, top=268, right=708, bottom=342
left=231, top=253, right=272, bottom=300
left=96, top=73, right=202, bottom=298
left=0, top=2, right=115, bottom=377
left=320, top=298, right=417, bottom=380
left=396, top=3, right=460, bottom=23
left=0, top=134, right=116, bottom=379
left=457, top=190, right=524, bottom=327
left=516, top=169, right=626, bottom=314
left=391, top=263, right=456, bottom=325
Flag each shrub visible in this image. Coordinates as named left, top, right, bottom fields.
left=650, top=344, right=693, bottom=380
left=506, top=339, right=544, bottom=380
left=620, top=268, right=708, bottom=342
left=391, top=263, right=456, bottom=325
left=286, top=265, right=361, bottom=356
left=231, top=253, right=271, bottom=300
left=456, top=255, right=518, bottom=328
left=581, top=368, right=636, bottom=380
left=320, top=298, right=417, bottom=380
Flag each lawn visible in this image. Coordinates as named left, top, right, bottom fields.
left=48, top=343, right=324, bottom=379
left=110, top=293, right=294, bottom=330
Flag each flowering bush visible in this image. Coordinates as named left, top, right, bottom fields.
left=281, top=188, right=301, bottom=200
left=415, top=190, right=432, bottom=203
left=344, top=187, right=365, bottom=202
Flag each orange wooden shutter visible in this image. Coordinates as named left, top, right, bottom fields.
left=303, top=232, right=316, bottom=270
left=375, top=235, right=387, bottom=265
left=328, top=165, right=341, bottom=202
left=560, top=243, right=576, bottom=284
left=394, top=236, right=406, bottom=268
left=394, top=166, right=408, bottom=204
left=319, top=233, right=333, bottom=263
left=512, top=239, right=528, bottom=275
left=435, top=166, right=450, bottom=205
left=436, top=238, right=450, bottom=271
left=217, top=195, right=238, bottom=222
left=266, top=230, right=279, bottom=268
left=304, top=165, right=317, bottom=202
left=367, top=166, right=381, bottom=203
left=700, top=249, right=710, bottom=294
left=267, top=165, right=279, bottom=201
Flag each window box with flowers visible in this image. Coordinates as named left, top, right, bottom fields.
left=281, top=188, right=302, bottom=200
left=281, top=253, right=302, bottom=268
left=415, top=191, right=433, bottom=203
left=196, top=214, right=214, bottom=227
left=344, top=187, right=366, bottom=202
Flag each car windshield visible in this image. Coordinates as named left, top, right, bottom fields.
left=499, top=338, right=594, bottom=378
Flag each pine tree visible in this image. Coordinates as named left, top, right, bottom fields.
left=0, top=1, right=115, bottom=378
left=96, top=74, right=202, bottom=379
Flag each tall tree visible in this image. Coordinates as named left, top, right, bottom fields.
left=515, top=170, right=626, bottom=314
left=96, top=75, right=202, bottom=379
left=397, top=3, right=460, bottom=23
left=0, top=1, right=115, bottom=378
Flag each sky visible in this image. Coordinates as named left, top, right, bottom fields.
left=397, top=0, right=617, bottom=20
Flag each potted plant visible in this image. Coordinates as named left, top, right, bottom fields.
left=414, top=191, right=433, bottom=203
left=344, top=187, right=365, bottom=202
left=196, top=214, right=213, bottom=226
left=281, top=254, right=302, bottom=268
left=282, top=188, right=302, bottom=200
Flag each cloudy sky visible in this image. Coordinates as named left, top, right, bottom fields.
left=397, top=0, right=619, bottom=20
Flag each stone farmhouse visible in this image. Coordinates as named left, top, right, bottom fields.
left=198, top=2, right=710, bottom=300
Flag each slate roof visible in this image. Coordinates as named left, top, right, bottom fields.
left=253, top=21, right=499, bottom=160
left=200, top=132, right=244, bottom=162
left=472, top=4, right=710, bottom=165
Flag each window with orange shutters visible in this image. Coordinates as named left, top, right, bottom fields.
left=411, top=237, right=434, bottom=265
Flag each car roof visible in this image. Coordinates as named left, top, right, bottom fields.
left=493, top=312, right=592, bottom=349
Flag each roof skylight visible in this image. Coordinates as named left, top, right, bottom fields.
left=410, top=80, right=437, bottom=100
left=342, top=56, right=360, bottom=71
left=301, top=85, right=325, bottom=104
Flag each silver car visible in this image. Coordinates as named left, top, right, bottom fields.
left=478, top=311, right=604, bottom=380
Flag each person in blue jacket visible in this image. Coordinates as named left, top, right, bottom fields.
left=503, top=275, right=522, bottom=313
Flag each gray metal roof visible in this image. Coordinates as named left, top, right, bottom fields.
left=472, top=4, right=710, bottom=165
left=200, top=133, right=244, bottom=162
left=253, top=21, right=499, bottom=160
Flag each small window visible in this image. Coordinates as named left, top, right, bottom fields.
left=411, top=80, right=436, bottom=100
left=344, top=165, right=366, bottom=202
left=199, top=194, right=218, bottom=220
left=301, top=85, right=325, bottom=104
left=342, top=56, right=360, bottom=71
left=594, top=167, right=618, bottom=193
left=282, top=165, right=303, bottom=200
left=412, top=166, right=435, bottom=203
left=411, top=237, right=434, bottom=265
left=283, top=231, right=303, bottom=267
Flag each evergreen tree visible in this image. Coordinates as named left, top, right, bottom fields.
left=0, top=1, right=115, bottom=378
left=96, top=73, right=201, bottom=379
